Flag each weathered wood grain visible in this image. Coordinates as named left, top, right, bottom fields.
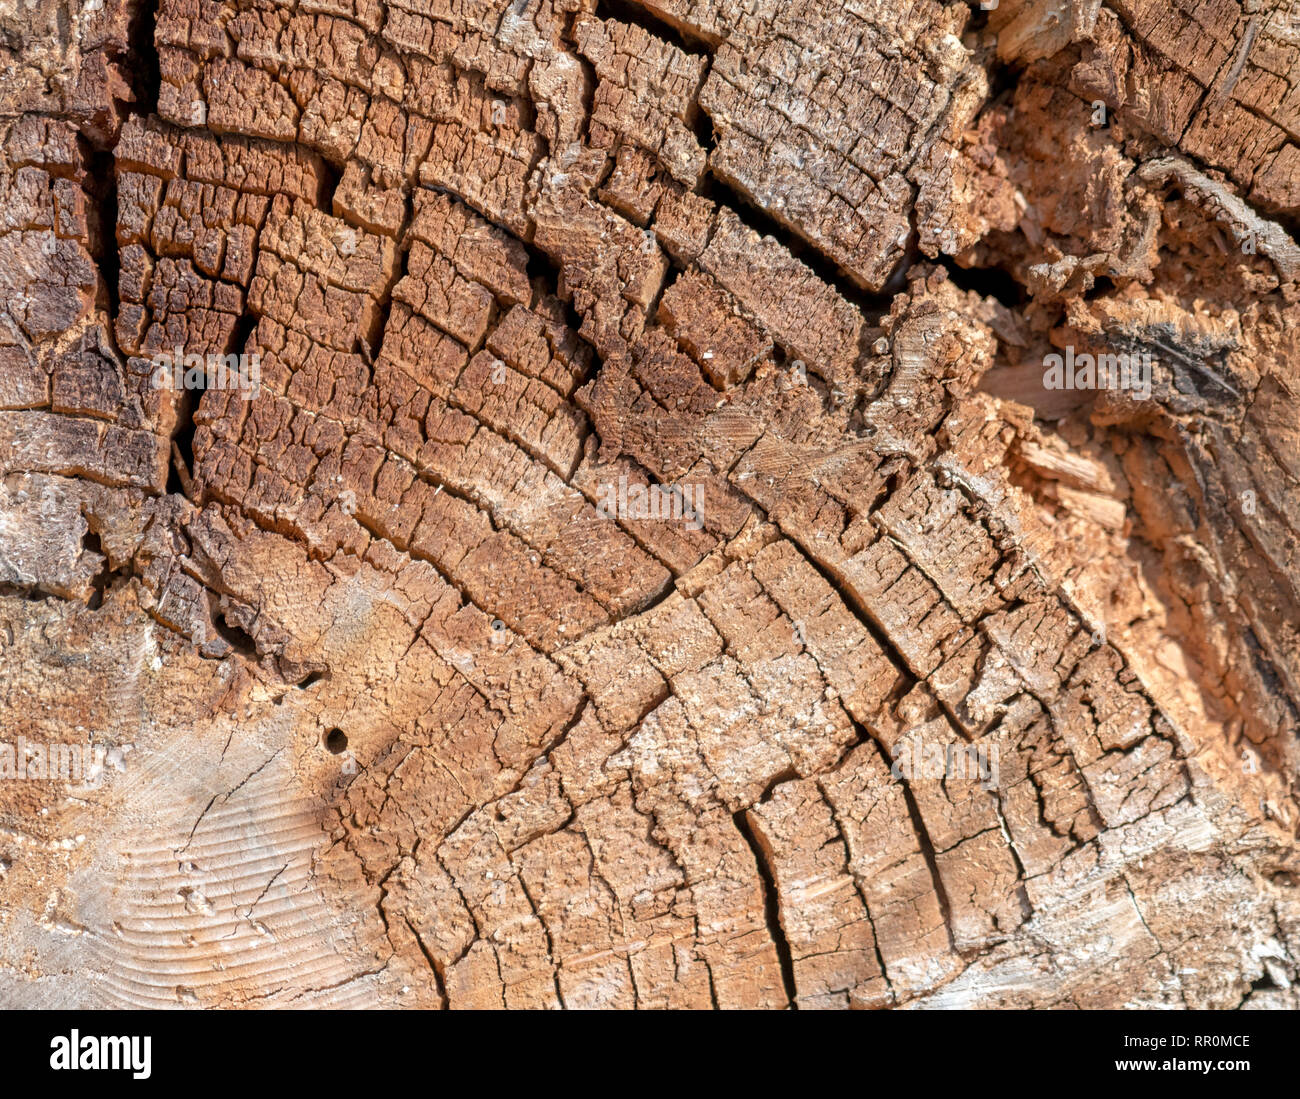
left=0, top=0, right=1297, bottom=1009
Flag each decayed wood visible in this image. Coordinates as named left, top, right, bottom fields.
left=0, top=0, right=1297, bottom=1009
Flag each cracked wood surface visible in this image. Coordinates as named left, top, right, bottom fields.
left=0, top=0, right=1298, bottom=1009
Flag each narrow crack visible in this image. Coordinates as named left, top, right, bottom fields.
left=732, top=808, right=798, bottom=1009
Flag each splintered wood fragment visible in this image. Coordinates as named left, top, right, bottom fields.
left=1138, top=157, right=1300, bottom=283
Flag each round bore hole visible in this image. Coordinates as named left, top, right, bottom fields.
left=491, top=619, right=505, bottom=632
left=323, top=728, right=348, bottom=754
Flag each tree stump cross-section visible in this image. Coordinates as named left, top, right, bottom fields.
left=0, top=0, right=1297, bottom=1009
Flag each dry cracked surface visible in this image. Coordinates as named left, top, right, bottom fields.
left=0, top=0, right=1298, bottom=1009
